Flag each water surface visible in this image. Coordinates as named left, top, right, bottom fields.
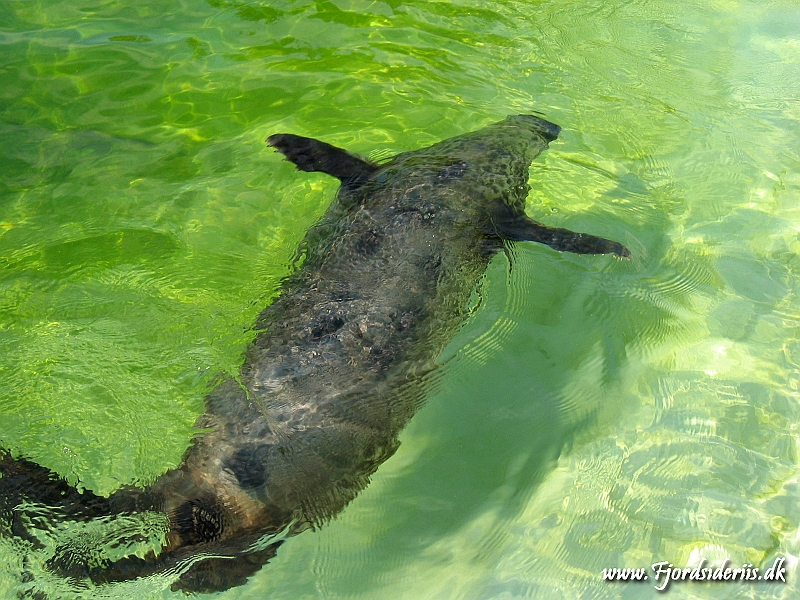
left=1, top=0, right=798, bottom=598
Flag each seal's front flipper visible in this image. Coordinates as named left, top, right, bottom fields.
left=267, top=134, right=378, bottom=184
left=496, top=214, right=630, bottom=258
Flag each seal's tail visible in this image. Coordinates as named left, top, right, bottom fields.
left=0, top=450, right=279, bottom=593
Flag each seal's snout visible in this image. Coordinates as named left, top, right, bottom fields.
left=523, top=114, right=561, bottom=142
left=506, top=114, right=561, bottom=142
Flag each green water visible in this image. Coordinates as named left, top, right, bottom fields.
left=1, top=0, right=799, bottom=598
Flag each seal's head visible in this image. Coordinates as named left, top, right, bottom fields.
left=503, top=114, right=562, bottom=142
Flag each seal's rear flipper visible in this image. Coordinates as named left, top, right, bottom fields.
left=76, top=540, right=283, bottom=593
left=171, top=544, right=283, bottom=593
left=0, top=451, right=113, bottom=523
left=268, top=134, right=378, bottom=184
left=495, top=213, right=630, bottom=258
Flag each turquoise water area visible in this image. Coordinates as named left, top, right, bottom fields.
left=1, top=0, right=799, bottom=598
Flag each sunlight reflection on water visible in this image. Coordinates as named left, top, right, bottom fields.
left=0, top=0, right=798, bottom=598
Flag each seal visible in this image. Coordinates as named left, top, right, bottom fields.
left=0, top=115, right=629, bottom=593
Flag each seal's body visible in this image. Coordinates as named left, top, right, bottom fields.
left=0, top=115, right=628, bottom=592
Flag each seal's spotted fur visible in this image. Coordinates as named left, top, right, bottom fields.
left=1, top=115, right=628, bottom=592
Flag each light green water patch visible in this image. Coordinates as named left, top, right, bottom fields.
left=1, top=0, right=799, bottom=598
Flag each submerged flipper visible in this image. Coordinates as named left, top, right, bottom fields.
left=0, top=451, right=113, bottom=524
left=267, top=134, right=378, bottom=184
left=493, top=210, right=630, bottom=258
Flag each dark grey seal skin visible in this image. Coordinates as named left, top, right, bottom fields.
left=0, top=115, right=629, bottom=593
